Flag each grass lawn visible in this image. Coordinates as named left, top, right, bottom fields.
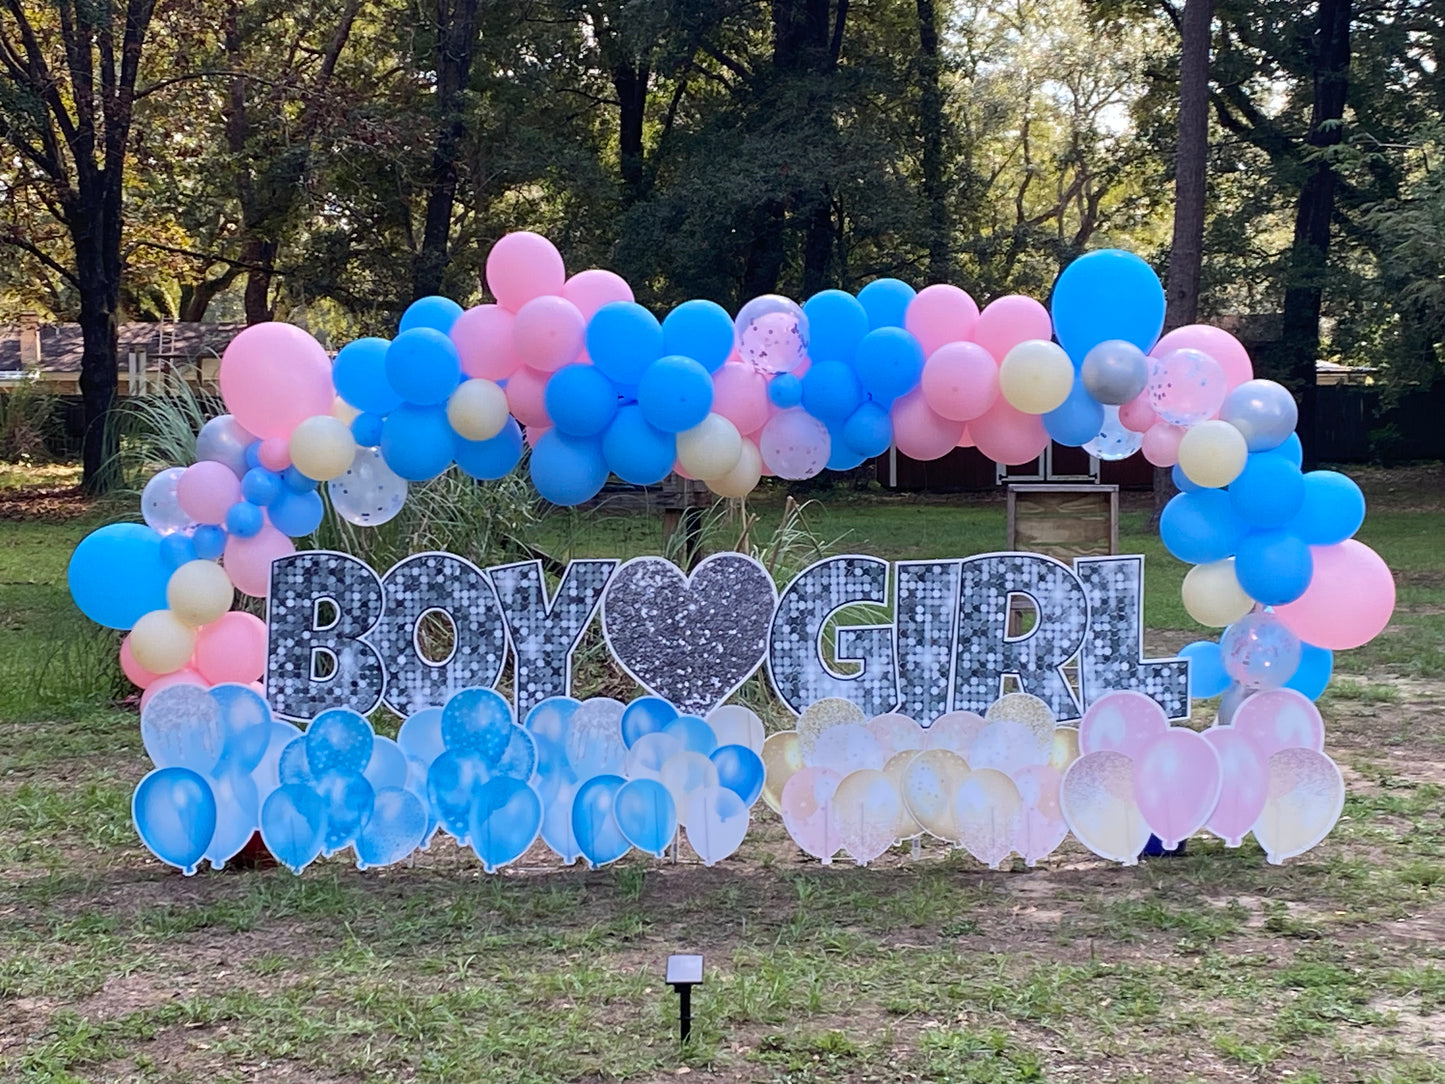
left=3, top=464, right=1445, bottom=1082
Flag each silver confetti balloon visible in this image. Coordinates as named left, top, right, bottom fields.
left=1080, top=339, right=1149, bottom=405
left=328, top=446, right=407, bottom=526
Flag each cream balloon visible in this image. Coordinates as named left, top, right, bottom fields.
left=677, top=413, right=743, bottom=480
left=832, top=769, right=903, bottom=866
left=165, top=560, right=235, bottom=627
left=901, top=749, right=971, bottom=842
left=1182, top=558, right=1254, bottom=627
left=953, top=768, right=1023, bottom=869
left=1177, top=419, right=1248, bottom=488
left=331, top=396, right=360, bottom=425
left=1060, top=750, right=1150, bottom=865
left=288, top=415, right=357, bottom=481
left=447, top=378, right=509, bottom=441
left=882, top=750, right=925, bottom=840
left=129, top=609, right=198, bottom=675
left=760, top=731, right=804, bottom=814
left=998, top=340, right=1074, bottom=414
left=706, top=437, right=762, bottom=498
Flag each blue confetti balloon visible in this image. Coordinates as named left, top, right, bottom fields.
left=133, top=766, right=217, bottom=876
left=306, top=708, right=374, bottom=774
left=386, top=327, right=462, bottom=406
left=260, top=783, right=327, bottom=873
left=400, top=295, right=463, bottom=335
left=1179, top=640, right=1230, bottom=699
left=857, top=278, right=916, bottom=330
left=662, top=299, right=734, bottom=372
left=803, top=290, right=871, bottom=363
left=614, top=778, right=677, bottom=857
left=843, top=402, right=893, bottom=458
left=854, top=327, right=924, bottom=405
left=333, top=338, right=402, bottom=415
left=470, top=777, right=543, bottom=872
left=381, top=403, right=455, bottom=481
left=1229, top=453, right=1306, bottom=529
left=1050, top=249, right=1165, bottom=362
left=572, top=774, right=632, bottom=868
left=1290, top=470, right=1365, bottom=545
left=602, top=406, right=676, bottom=486
left=587, top=302, right=663, bottom=387
left=441, top=688, right=514, bottom=762
left=68, top=523, right=170, bottom=629
left=268, top=488, right=324, bottom=537
left=638, top=355, right=714, bottom=433
left=711, top=744, right=766, bottom=807
left=801, top=360, right=863, bottom=425
left=355, top=786, right=428, bottom=870
left=546, top=363, right=619, bottom=437
left=1160, top=490, right=1248, bottom=565
left=530, top=431, right=608, bottom=506
left=454, top=417, right=523, bottom=481
left=1234, top=529, right=1313, bottom=606
left=315, top=769, right=375, bottom=855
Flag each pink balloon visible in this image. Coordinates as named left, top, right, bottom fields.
left=1012, top=764, right=1068, bottom=866
left=956, top=425, right=974, bottom=448
left=257, top=436, right=291, bottom=472
left=759, top=409, right=830, bottom=480
left=505, top=366, right=552, bottom=428
left=524, top=424, right=550, bottom=448
left=485, top=231, right=566, bottom=312
left=891, top=389, right=965, bottom=461
left=1153, top=325, right=1253, bottom=390
left=562, top=269, right=634, bottom=320
left=972, top=295, right=1051, bottom=363
left=969, top=399, right=1050, bottom=466
left=1141, top=421, right=1185, bottom=467
left=1080, top=691, right=1170, bottom=755
left=176, top=460, right=242, bottom=525
left=711, top=362, right=771, bottom=435
left=512, top=295, right=586, bottom=372
left=1203, top=727, right=1269, bottom=847
left=905, top=284, right=980, bottom=357
left=780, top=766, right=844, bottom=863
left=1133, top=728, right=1222, bottom=849
left=1119, top=392, right=1159, bottom=433
left=1146, top=349, right=1227, bottom=426
left=249, top=680, right=266, bottom=695
left=1275, top=540, right=1395, bottom=650
left=193, top=611, right=268, bottom=685
left=120, top=635, right=161, bottom=690
left=223, top=521, right=295, bottom=598
left=451, top=304, right=522, bottom=380
left=140, top=667, right=208, bottom=710
left=920, top=342, right=999, bottom=421
left=218, top=322, right=334, bottom=440
left=1232, top=688, right=1325, bottom=758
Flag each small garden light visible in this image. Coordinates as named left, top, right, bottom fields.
left=665, top=953, right=704, bottom=1042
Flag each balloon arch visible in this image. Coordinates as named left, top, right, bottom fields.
left=67, top=232, right=1395, bottom=874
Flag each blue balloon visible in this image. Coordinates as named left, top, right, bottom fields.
left=603, top=406, right=676, bottom=485
left=1171, top=463, right=1201, bottom=493
left=68, top=523, right=169, bottom=629
left=803, top=290, right=871, bottom=363
left=493, top=725, right=538, bottom=781
left=242, top=467, right=283, bottom=507
left=282, top=466, right=318, bottom=494
left=826, top=437, right=866, bottom=471
left=211, top=684, right=272, bottom=771
left=843, top=402, right=893, bottom=458
left=315, top=769, right=375, bottom=855
left=854, top=327, right=924, bottom=404
left=244, top=443, right=264, bottom=470
left=400, top=295, right=463, bottom=335
left=1229, top=453, right=1306, bottom=528
left=133, top=766, right=217, bottom=875
left=1285, top=642, right=1334, bottom=700
left=333, top=338, right=402, bottom=415
left=1234, top=529, right=1313, bottom=606
left=1179, top=641, right=1230, bottom=699
left=441, top=687, right=513, bottom=763
left=614, top=778, right=677, bottom=857
left=665, top=715, right=718, bottom=757
left=1050, top=249, right=1165, bottom=362
left=386, top=328, right=461, bottom=406
left=260, top=783, right=326, bottom=873
left=159, top=533, right=197, bottom=571
left=768, top=373, right=803, bottom=408
left=621, top=696, right=679, bottom=748
left=355, top=786, right=428, bottom=869
left=268, top=488, right=324, bottom=537
left=662, top=299, right=734, bottom=372
left=857, top=278, right=916, bottom=330
left=587, top=302, right=663, bottom=387
left=546, top=363, right=619, bottom=437
left=381, top=403, right=454, bottom=481
left=1267, top=431, right=1303, bottom=468
left=278, top=736, right=314, bottom=785
left=427, top=750, right=491, bottom=842
left=454, top=417, right=523, bottom=480
left=397, top=707, right=446, bottom=767
left=203, top=762, right=260, bottom=868
left=711, top=744, right=765, bottom=807
left=351, top=412, right=385, bottom=448
left=469, top=777, right=543, bottom=872
left=802, top=360, right=863, bottom=425
left=252, top=721, right=304, bottom=796
left=525, top=697, right=581, bottom=775
left=536, top=772, right=582, bottom=864
left=1043, top=379, right=1105, bottom=447
left=1159, top=490, right=1248, bottom=565
left=571, top=774, right=631, bottom=867
left=306, top=708, right=374, bottom=774
left=363, top=736, right=409, bottom=792
left=188, top=525, right=226, bottom=562
left=638, top=355, right=714, bottom=433
left=1290, top=471, right=1365, bottom=545
left=530, top=431, right=608, bottom=506
left=225, top=501, right=264, bottom=538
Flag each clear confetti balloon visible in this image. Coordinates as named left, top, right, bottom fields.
left=328, top=446, right=408, bottom=527
left=142, top=467, right=194, bottom=535
left=735, top=295, right=809, bottom=373
left=1083, top=405, right=1144, bottom=462
left=1146, top=348, right=1227, bottom=426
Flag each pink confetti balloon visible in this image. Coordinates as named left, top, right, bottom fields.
left=176, top=460, right=242, bottom=525
left=1254, top=747, right=1345, bottom=864
left=920, top=342, right=999, bottom=422
left=1231, top=689, right=1325, bottom=759
left=905, top=284, right=980, bottom=356
left=1141, top=421, right=1185, bottom=467
left=1060, top=751, right=1150, bottom=865
left=890, top=389, right=965, bottom=461
left=562, top=269, right=634, bottom=321
left=218, top=322, right=335, bottom=440
left=1012, top=763, right=1068, bottom=866
left=1078, top=690, right=1168, bottom=756
left=1146, top=348, right=1227, bottom=426
left=972, top=295, right=1051, bottom=363
left=1275, top=540, right=1396, bottom=650
left=223, top=521, right=295, bottom=598
left=485, top=231, right=566, bottom=312
left=505, top=366, right=552, bottom=428
left=710, top=362, right=771, bottom=435
left=1153, top=325, right=1254, bottom=390
left=451, top=304, right=521, bottom=381
left=512, top=295, right=586, bottom=372
left=780, top=766, right=844, bottom=863
left=1132, top=728, right=1222, bottom=849
left=738, top=309, right=808, bottom=374
left=193, top=611, right=268, bottom=686
left=969, top=398, right=1050, bottom=466
left=759, top=409, right=830, bottom=480
left=867, top=713, right=925, bottom=758
left=1202, top=726, right=1269, bottom=847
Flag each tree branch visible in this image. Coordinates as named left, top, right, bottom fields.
left=0, top=233, right=80, bottom=287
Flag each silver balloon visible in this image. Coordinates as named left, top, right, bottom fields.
left=141, top=466, right=194, bottom=535
left=1217, top=682, right=1256, bottom=726
left=1083, top=405, right=1144, bottom=462
left=195, top=414, right=256, bottom=477
left=1080, top=340, right=1149, bottom=405
left=1219, top=379, right=1298, bottom=451
left=328, top=446, right=407, bottom=527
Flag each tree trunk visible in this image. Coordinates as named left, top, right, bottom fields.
left=613, top=61, right=650, bottom=208
left=76, top=247, right=120, bottom=491
left=1152, top=0, right=1213, bottom=530
left=1279, top=0, right=1351, bottom=471
left=916, top=0, right=950, bottom=279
